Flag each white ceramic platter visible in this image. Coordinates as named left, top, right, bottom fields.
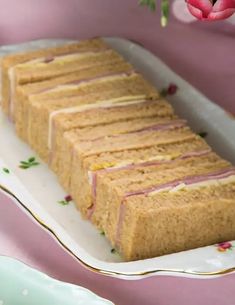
left=0, top=38, right=235, bottom=280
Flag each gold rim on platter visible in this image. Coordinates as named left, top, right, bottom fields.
left=1, top=183, right=235, bottom=278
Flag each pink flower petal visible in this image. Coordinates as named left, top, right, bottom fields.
left=186, top=0, right=213, bottom=17
left=186, top=0, right=235, bottom=20
left=212, top=0, right=235, bottom=11
left=208, top=8, right=235, bottom=20
left=186, top=3, right=204, bottom=19
left=208, top=0, right=235, bottom=20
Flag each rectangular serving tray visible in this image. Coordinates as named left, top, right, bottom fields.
left=0, top=38, right=235, bottom=280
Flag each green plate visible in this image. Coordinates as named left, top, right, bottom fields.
left=0, top=256, right=113, bottom=305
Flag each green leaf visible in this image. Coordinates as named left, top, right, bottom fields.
left=139, top=0, right=156, bottom=11
left=138, top=0, right=170, bottom=26
left=161, top=0, right=169, bottom=27
left=160, top=88, right=167, bottom=97
left=19, top=165, right=30, bottom=169
left=20, top=161, right=30, bottom=165
left=2, top=168, right=10, bottom=174
left=149, top=1, right=156, bottom=11
left=58, top=200, right=70, bottom=206
left=138, top=0, right=145, bottom=6
left=28, top=157, right=36, bottom=163
left=19, top=157, right=40, bottom=169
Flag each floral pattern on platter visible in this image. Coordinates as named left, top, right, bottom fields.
left=2, top=167, right=10, bottom=174
left=58, top=195, right=73, bottom=206
left=216, top=242, right=234, bottom=252
left=19, top=157, right=40, bottom=170
left=160, top=83, right=178, bottom=97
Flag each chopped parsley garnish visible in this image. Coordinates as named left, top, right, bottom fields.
left=57, top=195, right=72, bottom=206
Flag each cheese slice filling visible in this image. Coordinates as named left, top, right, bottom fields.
left=7, top=49, right=111, bottom=119
left=45, top=71, right=136, bottom=93
left=12, top=49, right=111, bottom=68
left=48, top=95, right=148, bottom=149
left=88, top=149, right=211, bottom=173
left=148, top=172, right=235, bottom=197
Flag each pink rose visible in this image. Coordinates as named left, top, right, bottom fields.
left=186, top=0, right=235, bottom=20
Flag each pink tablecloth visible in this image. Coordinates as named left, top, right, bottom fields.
left=0, top=1, right=235, bottom=304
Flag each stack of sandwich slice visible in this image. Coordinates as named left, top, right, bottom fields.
left=1, top=38, right=235, bottom=261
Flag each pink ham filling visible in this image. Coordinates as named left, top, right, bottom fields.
left=68, top=70, right=136, bottom=85
left=109, top=120, right=187, bottom=140
left=8, top=47, right=111, bottom=117
left=115, top=167, right=235, bottom=247
left=128, top=119, right=187, bottom=133
left=44, top=55, right=54, bottom=63
left=83, top=119, right=187, bottom=146
left=43, top=48, right=110, bottom=63
left=48, top=100, right=160, bottom=163
left=35, top=69, right=136, bottom=94
left=99, top=149, right=211, bottom=175
left=124, top=167, right=235, bottom=198
left=87, top=149, right=211, bottom=219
